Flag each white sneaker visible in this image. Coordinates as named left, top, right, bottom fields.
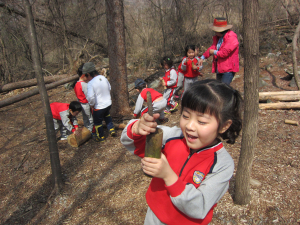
left=60, top=136, right=68, bottom=140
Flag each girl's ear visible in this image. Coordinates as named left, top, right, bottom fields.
left=219, top=120, right=232, bottom=133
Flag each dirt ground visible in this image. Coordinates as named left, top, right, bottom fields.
left=0, top=55, right=299, bottom=225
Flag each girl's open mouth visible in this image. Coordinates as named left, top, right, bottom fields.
left=186, top=133, right=197, bottom=142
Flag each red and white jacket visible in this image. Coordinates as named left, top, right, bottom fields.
left=202, top=30, right=239, bottom=74
left=133, top=88, right=163, bottom=117
left=74, top=80, right=88, bottom=104
left=162, top=67, right=178, bottom=89
left=181, top=57, right=202, bottom=78
left=120, top=121, right=234, bottom=225
left=50, top=102, right=78, bottom=132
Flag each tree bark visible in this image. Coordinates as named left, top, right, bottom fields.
left=24, top=0, right=63, bottom=192
left=292, top=17, right=300, bottom=90
left=0, top=74, right=70, bottom=93
left=105, top=0, right=131, bottom=116
left=234, top=0, right=259, bottom=205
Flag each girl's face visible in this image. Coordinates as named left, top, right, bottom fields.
left=187, top=49, right=195, bottom=59
left=180, top=107, right=220, bottom=150
left=163, top=63, right=170, bottom=70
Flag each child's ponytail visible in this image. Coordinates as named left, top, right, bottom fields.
left=220, top=89, right=243, bottom=144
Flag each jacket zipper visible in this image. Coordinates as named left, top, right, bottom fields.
left=179, top=152, right=194, bottom=177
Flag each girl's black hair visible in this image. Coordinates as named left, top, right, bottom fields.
left=161, top=56, right=173, bottom=68
left=185, top=45, right=196, bottom=57
left=136, top=83, right=146, bottom=91
left=181, top=79, right=243, bottom=144
left=69, top=101, right=82, bottom=112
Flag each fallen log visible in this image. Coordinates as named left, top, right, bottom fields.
left=0, top=75, right=78, bottom=108
left=259, top=94, right=300, bottom=102
left=259, top=91, right=300, bottom=97
left=259, top=101, right=300, bottom=110
left=67, top=127, right=91, bottom=147
left=0, top=74, right=70, bottom=93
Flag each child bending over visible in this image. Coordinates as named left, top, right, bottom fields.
left=51, top=101, right=82, bottom=140
left=133, top=78, right=167, bottom=123
left=120, top=79, right=242, bottom=225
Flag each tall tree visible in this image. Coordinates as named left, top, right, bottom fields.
left=105, top=0, right=131, bottom=116
left=234, top=0, right=259, bottom=205
left=23, top=0, right=63, bottom=192
left=292, top=18, right=300, bottom=90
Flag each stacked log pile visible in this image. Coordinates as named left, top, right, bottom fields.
left=259, top=91, right=300, bottom=110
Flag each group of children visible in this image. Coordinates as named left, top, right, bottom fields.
left=50, top=62, right=116, bottom=142
left=122, top=42, right=243, bottom=223
left=133, top=44, right=203, bottom=120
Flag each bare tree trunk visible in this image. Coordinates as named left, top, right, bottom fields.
left=292, top=17, right=300, bottom=90
left=105, top=0, right=131, bottom=117
left=0, top=37, right=12, bottom=83
left=234, top=0, right=259, bottom=205
left=23, top=0, right=63, bottom=192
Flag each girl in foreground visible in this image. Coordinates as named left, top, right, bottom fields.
left=120, top=79, right=242, bottom=225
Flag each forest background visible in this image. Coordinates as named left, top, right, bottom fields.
left=0, top=0, right=298, bottom=85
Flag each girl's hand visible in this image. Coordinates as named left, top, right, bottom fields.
left=132, top=113, right=160, bottom=136
left=141, top=153, right=178, bottom=186
left=198, top=58, right=204, bottom=67
left=209, top=49, right=215, bottom=55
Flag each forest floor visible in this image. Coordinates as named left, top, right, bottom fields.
left=0, top=55, right=299, bottom=225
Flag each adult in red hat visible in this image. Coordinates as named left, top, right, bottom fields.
left=198, top=17, right=239, bottom=85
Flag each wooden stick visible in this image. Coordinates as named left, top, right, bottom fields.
left=147, top=91, right=154, bottom=116
left=284, top=119, right=299, bottom=126
left=145, top=91, right=163, bottom=159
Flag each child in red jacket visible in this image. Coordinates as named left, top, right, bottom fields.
left=133, top=78, right=167, bottom=123
left=160, top=56, right=178, bottom=114
left=50, top=101, right=82, bottom=140
left=74, top=64, right=94, bottom=133
left=181, top=45, right=203, bottom=94
left=120, top=79, right=243, bottom=225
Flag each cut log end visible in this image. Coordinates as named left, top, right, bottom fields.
left=67, top=127, right=92, bottom=147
